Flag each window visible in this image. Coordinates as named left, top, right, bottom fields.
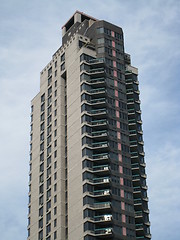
left=40, top=122, right=45, bottom=131
left=54, top=231, right=57, bottom=239
left=41, top=103, right=45, bottom=112
left=38, top=230, right=43, bottom=240
left=46, top=189, right=51, bottom=200
left=46, top=212, right=51, bottom=224
left=54, top=219, right=57, bottom=227
left=54, top=195, right=57, bottom=203
left=97, top=47, right=104, bottom=53
left=61, top=63, right=65, bottom=71
left=55, top=80, right=57, bottom=87
left=54, top=90, right=57, bottom=97
left=39, top=218, right=43, bottom=228
left=47, top=115, right=52, bottom=126
left=46, top=223, right=51, bottom=236
left=54, top=183, right=57, bottom=192
left=54, top=172, right=57, bottom=180
left=54, top=150, right=57, bottom=158
left=54, top=130, right=57, bottom=137
left=55, top=70, right=57, bottom=77
left=48, top=96, right=52, bottom=107
left=40, top=163, right=44, bottom=172
left=40, top=142, right=44, bottom=152
left=47, top=146, right=51, bottom=156
left=54, top=119, right=57, bottom=127
left=47, top=167, right=51, bottom=178
left=47, top=125, right=52, bottom=136
left=41, top=93, right=45, bottom=103
left=46, top=200, right=51, bottom=211
left=48, top=76, right=52, bottom=86
left=96, top=27, right=104, bottom=34
left=54, top=140, right=57, bottom=147
left=40, top=132, right=44, bottom=141
left=97, top=38, right=104, bottom=44
left=54, top=207, right=57, bottom=215
left=61, top=53, right=65, bottom=62
left=39, top=184, right=44, bottom=194
left=48, top=86, right=52, bottom=96
left=48, top=67, right=52, bottom=77
left=39, top=207, right=43, bottom=217
left=40, top=152, right=44, bottom=162
left=47, top=156, right=51, bottom=167
left=47, top=106, right=52, bottom=116
left=54, top=100, right=57, bottom=107
left=47, top=178, right=51, bottom=189
left=39, top=174, right=44, bottom=183
left=39, top=195, right=44, bottom=205
left=40, top=113, right=45, bottom=121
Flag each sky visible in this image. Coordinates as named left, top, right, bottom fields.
left=0, top=0, right=180, bottom=239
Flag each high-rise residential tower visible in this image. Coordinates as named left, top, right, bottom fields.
left=28, top=11, right=151, bottom=240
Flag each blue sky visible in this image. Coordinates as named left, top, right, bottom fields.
left=0, top=0, right=180, bottom=239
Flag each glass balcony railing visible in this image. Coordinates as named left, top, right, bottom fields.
left=129, top=129, right=137, bottom=134
left=136, top=223, right=144, bottom=230
left=89, top=68, right=105, bottom=73
left=88, top=202, right=111, bottom=209
left=93, top=165, right=109, bottom=172
left=90, top=119, right=107, bottom=126
left=87, top=98, right=106, bottom=104
left=87, top=88, right=105, bottom=94
left=92, top=153, right=108, bottom=159
left=134, top=198, right=142, bottom=204
left=94, top=214, right=112, bottom=222
left=93, top=177, right=110, bottom=184
left=135, top=211, right=143, bottom=217
left=130, top=151, right=138, bottom=157
left=95, top=227, right=112, bottom=235
left=87, top=77, right=105, bottom=84
left=91, top=141, right=108, bottom=148
left=87, top=108, right=106, bottom=115
left=93, top=189, right=110, bottom=196
left=91, top=130, right=107, bottom=137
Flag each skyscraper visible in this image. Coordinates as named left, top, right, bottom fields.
left=28, top=11, right=151, bottom=240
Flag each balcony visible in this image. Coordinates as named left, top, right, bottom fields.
left=91, top=141, right=108, bottom=149
left=85, top=119, right=107, bottom=127
left=93, top=153, right=109, bottom=160
left=84, top=130, right=107, bottom=138
left=86, top=189, right=110, bottom=199
left=89, top=68, right=105, bottom=74
left=87, top=77, right=105, bottom=85
left=135, top=211, right=143, bottom=218
left=94, top=227, right=112, bottom=236
left=130, top=140, right=138, bottom=146
left=93, top=177, right=110, bottom=184
left=87, top=98, right=106, bottom=106
left=86, top=202, right=111, bottom=210
left=87, top=108, right=107, bottom=116
left=128, top=119, right=136, bottom=125
left=130, top=151, right=138, bottom=158
left=94, top=214, right=112, bottom=222
left=134, top=198, right=142, bottom=205
left=93, top=165, right=109, bottom=173
left=136, top=223, right=144, bottom=231
left=87, top=87, right=106, bottom=95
